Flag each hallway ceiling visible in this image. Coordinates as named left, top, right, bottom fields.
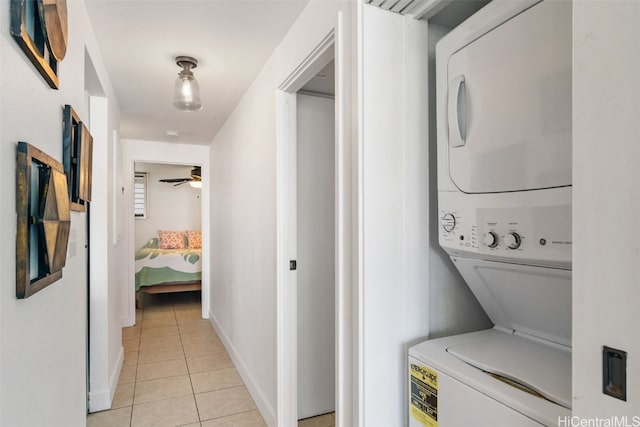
left=85, top=0, right=309, bottom=145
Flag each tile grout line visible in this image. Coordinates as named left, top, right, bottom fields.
left=197, top=407, right=262, bottom=425
left=176, top=304, right=203, bottom=424
left=192, top=381, right=249, bottom=397
left=196, top=384, right=262, bottom=423
left=92, top=296, right=257, bottom=427
left=129, top=307, right=143, bottom=427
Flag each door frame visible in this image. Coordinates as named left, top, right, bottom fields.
left=275, top=13, right=354, bottom=425
left=124, top=150, right=210, bottom=326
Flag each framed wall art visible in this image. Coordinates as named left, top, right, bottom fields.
left=16, top=142, right=71, bottom=298
left=62, top=105, right=94, bottom=211
left=10, top=0, right=68, bottom=89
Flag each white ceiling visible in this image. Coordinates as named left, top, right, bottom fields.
left=85, top=0, right=310, bottom=145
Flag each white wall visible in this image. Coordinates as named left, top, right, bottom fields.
left=426, top=24, right=491, bottom=339
left=123, top=139, right=210, bottom=324
left=359, top=6, right=434, bottom=426
left=208, top=2, right=355, bottom=425
left=358, top=7, right=491, bottom=427
left=0, top=0, right=122, bottom=424
left=88, top=93, right=128, bottom=412
left=134, top=163, right=202, bottom=250
left=573, top=1, right=640, bottom=417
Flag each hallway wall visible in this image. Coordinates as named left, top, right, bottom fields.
left=0, top=1, right=122, bottom=425
left=208, top=1, right=354, bottom=425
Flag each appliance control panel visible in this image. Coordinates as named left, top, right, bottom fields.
left=438, top=191, right=571, bottom=268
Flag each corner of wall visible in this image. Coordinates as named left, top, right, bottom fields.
left=89, top=346, right=123, bottom=413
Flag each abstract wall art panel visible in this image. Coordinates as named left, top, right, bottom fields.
left=16, top=142, right=71, bottom=298
left=10, top=0, right=68, bottom=89
left=62, top=105, right=94, bottom=211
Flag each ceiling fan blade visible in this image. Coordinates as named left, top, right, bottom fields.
left=191, top=166, right=201, bottom=179
left=159, top=178, right=191, bottom=183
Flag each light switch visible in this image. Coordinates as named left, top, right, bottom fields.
left=68, top=228, right=77, bottom=258
left=603, top=346, right=626, bottom=401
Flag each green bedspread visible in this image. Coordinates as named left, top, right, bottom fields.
left=134, top=241, right=202, bottom=291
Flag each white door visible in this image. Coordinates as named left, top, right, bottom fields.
left=447, top=0, right=571, bottom=193
left=296, top=93, right=335, bottom=419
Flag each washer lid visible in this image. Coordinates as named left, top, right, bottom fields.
left=451, top=257, right=572, bottom=347
left=447, top=331, right=571, bottom=409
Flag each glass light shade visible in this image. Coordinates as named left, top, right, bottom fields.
left=173, top=73, right=202, bottom=111
left=189, top=180, right=202, bottom=189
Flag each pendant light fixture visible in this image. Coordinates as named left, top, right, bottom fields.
left=172, top=56, right=203, bottom=111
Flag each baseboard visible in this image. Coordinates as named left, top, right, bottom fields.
left=88, top=346, right=124, bottom=413
left=208, top=311, right=276, bottom=427
left=121, top=313, right=135, bottom=328
left=109, top=346, right=125, bottom=402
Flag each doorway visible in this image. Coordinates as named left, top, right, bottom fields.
left=275, top=31, right=347, bottom=426
left=123, top=140, right=211, bottom=328
left=296, top=61, right=336, bottom=425
left=131, top=161, right=204, bottom=312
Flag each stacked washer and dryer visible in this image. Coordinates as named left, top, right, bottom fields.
left=409, top=1, right=572, bottom=426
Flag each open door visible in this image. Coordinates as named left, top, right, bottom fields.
left=296, top=91, right=336, bottom=420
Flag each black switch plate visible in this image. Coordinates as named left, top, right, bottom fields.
left=289, top=260, right=297, bottom=271
left=603, top=346, right=627, bottom=401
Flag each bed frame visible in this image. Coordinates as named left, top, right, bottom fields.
left=138, top=281, right=201, bottom=294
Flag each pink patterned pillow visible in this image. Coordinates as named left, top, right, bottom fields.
left=158, top=230, right=185, bottom=249
left=187, top=230, right=202, bottom=249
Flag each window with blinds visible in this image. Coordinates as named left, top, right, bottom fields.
left=134, top=172, right=147, bottom=218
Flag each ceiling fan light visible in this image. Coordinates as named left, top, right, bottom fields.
left=172, top=56, right=203, bottom=112
left=189, top=180, right=202, bottom=189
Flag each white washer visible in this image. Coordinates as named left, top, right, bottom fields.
left=409, top=261, right=572, bottom=427
left=410, top=1, right=573, bottom=426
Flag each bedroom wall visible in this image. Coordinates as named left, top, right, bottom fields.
left=208, top=1, right=355, bottom=425
left=0, top=0, right=122, bottom=424
left=134, top=163, right=202, bottom=250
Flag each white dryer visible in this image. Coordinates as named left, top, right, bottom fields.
left=410, top=1, right=572, bottom=426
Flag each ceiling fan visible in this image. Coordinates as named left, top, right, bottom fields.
left=159, top=166, right=201, bottom=186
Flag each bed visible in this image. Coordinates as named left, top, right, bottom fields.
left=135, top=237, right=202, bottom=295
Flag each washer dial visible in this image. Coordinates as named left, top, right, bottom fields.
left=442, top=213, right=456, bottom=232
left=505, top=232, right=522, bottom=249
left=483, top=231, right=498, bottom=248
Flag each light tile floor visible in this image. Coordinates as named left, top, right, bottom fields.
left=87, top=292, right=267, bottom=427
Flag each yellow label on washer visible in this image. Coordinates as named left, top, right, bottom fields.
left=410, top=363, right=438, bottom=427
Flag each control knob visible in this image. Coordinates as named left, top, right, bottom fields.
left=505, top=232, right=521, bottom=249
left=483, top=231, right=498, bottom=248
left=441, top=213, right=456, bottom=233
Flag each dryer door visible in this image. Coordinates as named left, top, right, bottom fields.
left=447, top=0, right=571, bottom=194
